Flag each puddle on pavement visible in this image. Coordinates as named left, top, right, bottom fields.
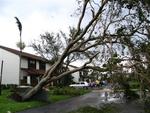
left=99, top=88, right=124, bottom=103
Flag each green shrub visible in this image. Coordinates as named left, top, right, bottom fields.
left=122, top=82, right=139, bottom=100
left=129, top=81, right=140, bottom=89
left=125, top=89, right=139, bottom=100
left=144, top=97, right=150, bottom=113
left=1, top=84, right=17, bottom=90
left=50, top=87, right=90, bottom=96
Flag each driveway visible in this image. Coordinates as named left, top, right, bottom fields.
left=17, top=90, right=144, bottom=113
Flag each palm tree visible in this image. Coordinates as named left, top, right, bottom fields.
left=16, top=42, right=26, bottom=50
left=15, top=17, right=23, bottom=85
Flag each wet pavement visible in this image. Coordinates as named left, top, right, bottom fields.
left=17, top=90, right=143, bottom=113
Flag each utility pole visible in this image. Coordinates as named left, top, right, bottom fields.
left=0, top=60, right=4, bottom=95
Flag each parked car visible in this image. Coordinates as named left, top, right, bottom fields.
left=69, top=81, right=89, bottom=88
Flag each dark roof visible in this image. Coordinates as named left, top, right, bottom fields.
left=0, top=45, right=47, bottom=62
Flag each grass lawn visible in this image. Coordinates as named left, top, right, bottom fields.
left=0, top=89, right=72, bottom=113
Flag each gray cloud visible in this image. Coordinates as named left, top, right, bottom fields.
left=0, top=0, right=77, bottom=52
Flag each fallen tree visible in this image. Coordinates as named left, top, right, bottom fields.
left=13, top=0, right=150, bottom=101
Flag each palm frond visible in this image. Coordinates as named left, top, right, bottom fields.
left=14, top=17, right=22, bottom=37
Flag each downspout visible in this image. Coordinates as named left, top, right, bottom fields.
left=0, top=60, right=4, bottom=95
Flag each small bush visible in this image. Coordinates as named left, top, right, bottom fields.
left=129, top=81, right=140, bottom=89
left=1, top=84, right=17, bottom=90
left=50, top=87, right=90, bottom=96
left=144, top=97, right=150, bottom=113
left=122, top=82, right=139, bottom=100
left=125, top=90, right=139, bottom=100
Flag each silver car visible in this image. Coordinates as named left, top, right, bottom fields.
left=69, top=81, right=89, bottom=88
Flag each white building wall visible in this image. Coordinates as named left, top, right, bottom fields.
left=21, top=57, right=28, bottom=68
left=68, top=66, right=80, bottom=83
left=21, top=57, right=40, bottom=70
left=36, top=61, right=39, bottom=70
left=72, top=72, right=80, bottom=83
left=0, top=48, right=19, bottom=85
left=46, top=63, right=51, bottom=71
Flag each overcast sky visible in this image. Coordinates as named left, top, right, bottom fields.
left=0, top=0, right=78, bottom=53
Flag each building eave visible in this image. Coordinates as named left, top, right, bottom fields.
left=0, top=45, right=48, bottom=62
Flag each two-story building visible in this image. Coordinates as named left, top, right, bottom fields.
left=0, top=45, right=83, bottom=86
left=0, top=45, right=51, bottom=86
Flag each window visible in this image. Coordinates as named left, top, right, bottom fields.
left=39, top=61, right=46, bottom=70
left=20, top=76, right=27, bottom=85
left=28, top=59, right=36, bottom=69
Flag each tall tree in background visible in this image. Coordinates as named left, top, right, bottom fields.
left=16, top=42, right=26, bottom=50
left=14, top=0, right=150, bottom=101
left=31, top=32, right=64, bottom=64
left=15, top=17, right=24, bottom=85
left=31, top=27, right=83, bottom=64
left=15, top=17, right=22, bottom=37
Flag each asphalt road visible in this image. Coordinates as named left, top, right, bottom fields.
left=17, top=90, right=144, bottom=113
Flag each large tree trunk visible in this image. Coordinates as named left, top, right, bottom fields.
left=22, top=55, right=65, bottom=100
left=22, top=77, right=48, bottom=101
